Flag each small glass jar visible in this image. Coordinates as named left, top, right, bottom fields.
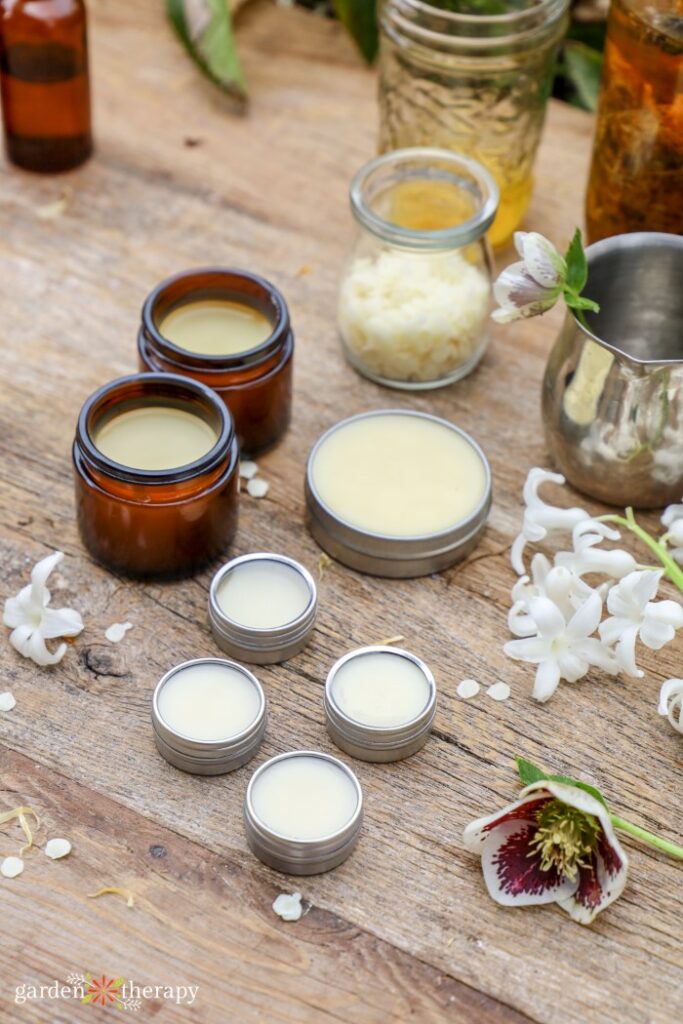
left=138, top=268, right=293, bottom=455
left=338, top=149, right=497, bottom=390
left=378, top=0, right=570, bottom=248
left=585, top=0, right=683, bottom=242
left=73, top=373, right=239, bottom=579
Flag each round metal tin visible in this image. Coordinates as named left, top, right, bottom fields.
left=208, top=553, right=317, bottom=664
left=304, top=410, right=492, bottom=578
left=243, top=751, right=364, bottom=875
left=325, top=646, right=437, bottom=762
left=151, top=658, right=266, bottom=775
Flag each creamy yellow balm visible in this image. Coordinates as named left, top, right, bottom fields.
left=305, top=410, right=491, bottom=577
left=331, top=650, right=431, bottom=727
left=160, top=299, right=272, bottom=356
left=94, top=405, right=217, bottom=471
left=217, top=559, right=312, bottom=629
left=311, top=412, right=486, bottom=536
left=250, top=753, right=359, bottom=840
left=157, top=660, right=261, bottom=742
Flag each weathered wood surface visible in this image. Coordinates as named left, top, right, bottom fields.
left=0, top=2, right=681, bottom=1023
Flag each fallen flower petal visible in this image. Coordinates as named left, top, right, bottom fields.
left=457, top=679, right=480, bottom=699
left=487, top=682, right=511, bottom=701
left=45, top=838, right=72, bottom=859
left=0, top=692, right=16, bottom=712
left=1, top=856, right=24, bottom=878
left=658, top=679, right=683, bottom=734
left=3, top=551, right=84, bottom=666
left=272, top=891, right=303, bottom=921
left=239, top=460, right=259, bottom=480
left=104, top=621, right=133, bottom=644
left=247, top=478, right=269, bottom=498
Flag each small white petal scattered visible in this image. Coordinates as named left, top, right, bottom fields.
left=0, top=691, right=16, bottom=712
left=239, top=460, right=259, bottom=480
left=45, top=838, right=72, bottom=860
left=487, top=682, right=511, bottom=702
left=105, top=621, right=133, bottom=644
left=1, top=856, right=24, bottom=878
left=247, top=478, right=269, bottom=499
left=457, top=679, right=480, bottom=699
left=272, top=891, right=303, bottom=921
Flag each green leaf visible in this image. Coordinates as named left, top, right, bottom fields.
left=565, top=293, right=600, bottom=313
left=516, top=756, right=547, bottom=786
left=166, top=0, right=246, bottom=100
left=564, top=228, right=588, bottom=294
left=563, top=40, right=603, bottom=114
left=332, top=0, right=379, bottom=63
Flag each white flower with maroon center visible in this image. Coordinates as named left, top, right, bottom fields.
left=464, top=779, right=628, bottom=924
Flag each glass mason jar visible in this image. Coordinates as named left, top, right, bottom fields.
left=73, top=373, right=240, bottom=580
left=338, top=148, right=498, bottom=390
left=138, top=268, right=293, bottom=456
left=585, top=0, right=683, bottom=242
left=378, top=0, right=569, bottom=248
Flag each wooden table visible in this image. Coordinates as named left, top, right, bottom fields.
left=1, top=3, right=681, bottom=1022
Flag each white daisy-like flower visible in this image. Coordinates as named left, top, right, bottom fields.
left=598, top=571, right=683, bottom=678
left=491, top=232, right=566, bottom=324
left=3, top=551, right=83, bottom=666
left=504, top=590, right=617, bottom=702
left=511, top=468, right=589, bottom=575
left=658, top=678, right=683, bottom=734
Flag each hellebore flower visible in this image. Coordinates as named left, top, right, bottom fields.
left=658, top=679, right=683, bottom=734
left=3, top=551, right=83, bottom=666
left=504, top=590, right=617, bottom=702
left=511, top=468, right=589, bottom=575
left=491, top=232, right=566, bottom=323
left=598, top=570, right=683, bottom=678
left=464, top=777, right=627, bottom=924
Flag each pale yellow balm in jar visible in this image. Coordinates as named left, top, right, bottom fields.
left=159, top=299, right=273, bottom=356
left=305, top=410, right=491, bottom=577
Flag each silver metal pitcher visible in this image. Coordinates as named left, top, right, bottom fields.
left=542, top=232, right=683, bottom=509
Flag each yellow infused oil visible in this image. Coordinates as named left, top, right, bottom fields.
left=160, top=299, right=272, bottom=356
left=94, top=405, right=218, bottom=471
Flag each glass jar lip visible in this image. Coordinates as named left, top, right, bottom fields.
left=76, top=372, right=235, bottom=485
left=141, top=267, right=290, bottom=369
left=386, top=0, right=569, bottom=31
left=349, top=148, right=499, bottom=249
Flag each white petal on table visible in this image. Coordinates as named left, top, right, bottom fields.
left=0, top=692, right=16, bottom=712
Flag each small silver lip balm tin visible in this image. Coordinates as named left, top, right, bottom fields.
left=304, top=410, right=492, bottom=579
left=243, top=751, right=364, bottom=875
left=208, top=553, right=318, bottom=665
left=151, top=657, right=266, bottom=775
left=325, top=646, right=437, bottom=762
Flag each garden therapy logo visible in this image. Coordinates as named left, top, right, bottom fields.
left=77, top=973, right=127, bottom=1009
left=15, top=972, right=199, bottom=1010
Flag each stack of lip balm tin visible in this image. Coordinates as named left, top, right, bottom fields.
left=71, top=263, right=493, bottom=878
left=150, top=551, right=437, bottom=875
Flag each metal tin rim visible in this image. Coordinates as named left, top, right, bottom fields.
left=305, top=410, right=492, bottom=569
left=209, top=553, right=318, bottom=652
left=244, top=750, right=363, bottom=847
left=325, top=646, right=436, bottom=748
left=152, top=657, right=266, bottom=756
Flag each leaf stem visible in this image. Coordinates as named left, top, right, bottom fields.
left=611, top=815, right=683, bottom=860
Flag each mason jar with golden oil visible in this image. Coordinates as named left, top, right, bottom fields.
left=378, top=0, right=569, bottom=248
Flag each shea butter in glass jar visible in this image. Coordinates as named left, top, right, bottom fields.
left=338, top=149, right=497, bottom=390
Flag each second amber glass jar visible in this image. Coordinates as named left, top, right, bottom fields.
left=138, top=268, right=293, bottom=455
left=73, top=373, right=239, bottom=580
left=378, top=0, right=569, bottom=247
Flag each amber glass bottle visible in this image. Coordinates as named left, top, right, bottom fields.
left=0, top=0, right=92, bottom=172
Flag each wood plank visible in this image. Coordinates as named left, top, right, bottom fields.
left=0, top=3, right=681, bottom=1024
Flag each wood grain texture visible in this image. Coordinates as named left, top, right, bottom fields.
left=0, top=2, right=681, bottom=1023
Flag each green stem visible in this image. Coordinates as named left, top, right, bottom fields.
left=599, top=511, right=683, bottom=593
left=611, top=815, right=683, bottom=860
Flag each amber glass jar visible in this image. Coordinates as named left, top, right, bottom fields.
left=0, top=0, right=92, bottom=172
left=73, top=374, right=239, bottom=580
left=138, top=269, right=294, bottom=456
left=585, top=0, right=682, bottom=241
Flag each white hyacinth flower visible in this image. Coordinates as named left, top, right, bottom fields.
left=491, top=232, right=566, bottom=324
left=508, top=555, right=596, bottom=638
left=504, top=589, right=617, bottom=702
left=555, top=520, right=637, bottom=580
left=598, top=570, right=683, bottom=678
left=511, top=468, right=589, bottom=575
left=661, top=503, right=683, bottom=564
left=3, top=552, right=83, bottom=666
left=658, top=679, right=683, bottom=734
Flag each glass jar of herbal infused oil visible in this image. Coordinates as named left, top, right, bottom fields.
left=338, top=148, right=498, bottom=389
left=378, top=0, right=570, bottom=247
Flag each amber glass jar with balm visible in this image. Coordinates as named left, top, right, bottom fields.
left=73, top=373, right=239, bottom=579
left=138, top=268, right=293, bottom=455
